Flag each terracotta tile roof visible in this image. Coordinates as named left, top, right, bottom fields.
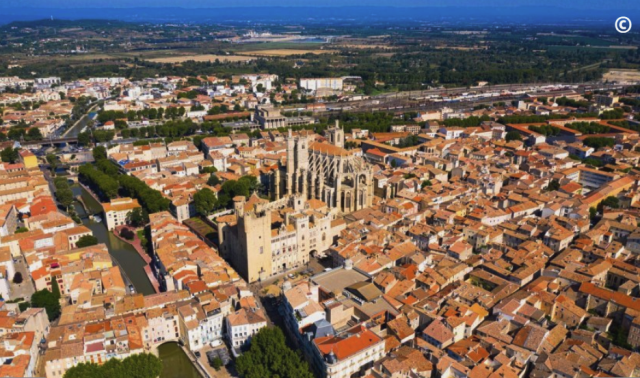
left=314, top=325, right=382, bottom=361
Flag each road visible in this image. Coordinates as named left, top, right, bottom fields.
left=248, top=255, right=329, bottom=331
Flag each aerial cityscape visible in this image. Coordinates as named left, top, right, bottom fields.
left=1, top=1, right=640, bottom=378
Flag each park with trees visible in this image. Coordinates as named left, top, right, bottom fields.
left=235, top=327, right=314, bottom=378
left=63, top=353, right=162, bottom=378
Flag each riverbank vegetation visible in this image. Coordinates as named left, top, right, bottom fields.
left=78, top=146, right=170, bottom=214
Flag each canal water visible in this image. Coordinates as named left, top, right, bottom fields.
left=157, top=343, right=202, bottom=378
left=71, top=186, right=155, bottom=295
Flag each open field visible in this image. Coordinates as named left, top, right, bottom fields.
left=238, top=49, right=337, bottom=56
left=603, top=69, right=640, bottom=82
left=227, top=41, right=329, bottom=52
left=147, top=54, right=254, bottom=63
left=335, top=44, right=397, bottom=50
left=57, top=53, right=123, bottom=61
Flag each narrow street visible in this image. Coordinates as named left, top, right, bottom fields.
left=248, top=255, right=330, bottom=334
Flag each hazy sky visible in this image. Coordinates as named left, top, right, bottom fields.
left=3, top=0, right=640, bottom=9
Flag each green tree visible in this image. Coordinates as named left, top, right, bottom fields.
left=30, top=288, right=60, bottom=321
left=64, top=353, right=162, bottom=378
left=217, top=179, right=251, bottom=209
left=100, top=358, right=125, bottom=377
left=583, top=137, right=615, bottom=149
left=583, top=157, right=603, bottom=167
left=121, top=353, right=163, bottom=378
left=27, top=127, right=43, bottom=141
left=120, top=228, right=135, bottom=240
left=547, top=180, right=560, bottom=192
left=46, top=154, right=58, bottom=174
left=76, top=235, right=99, bottom=248
left=589, top=207, right=598, bottom=220
left=201, top=166, right=218, bottom=174
left=194, top=188, right=217, bottom=216
left=600, top=196, right=620, bottom=211
left=211, top=356, right=223, bottom=371
left=236, top=327, right=314, bottom=378
left=51, top=276, right=61, bottom=300
left=207, top=173, right=221, bottom=187
left=93, top=130, right=115, bottom=143
left=505, top=131, right=523, bottom=142
left=238, top=175, right=260, bottom=193
left=118, top=175, right=171, bottom=214
left=61, top=363, right=102, bottom=378
left=0, top=147, right=19, bottom=164
left=126, top=208, right=149, bottom=227
left=93, top=146, right=107, bottom=162
left=97, top=159, right=120, bottom=176
left=77, top=131, right=92, bottom=146
left=55, top=187, right=74, bottom=208
left=79, top=165, right=119, bottom=200
left=15, top=227, right=28, bottom=234
left=421, top=180, right=433, bottom=188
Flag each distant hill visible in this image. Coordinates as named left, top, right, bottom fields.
left=2, top=18, right=129, bottom=29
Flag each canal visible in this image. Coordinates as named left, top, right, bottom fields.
left=63, top=103, right=98, bottom=138
left=72, top=187, right=200, bottom=378
left=157, top=343, right=202, bottom=378
left=71, top=186, right=155, bottom=295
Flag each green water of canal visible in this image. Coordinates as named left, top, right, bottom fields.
left=72, top=186, right=155, bottom=295
left=157, top=343, right=202, bottom=378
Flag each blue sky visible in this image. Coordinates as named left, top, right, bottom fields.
left=3, top=0, right=640, bottom=9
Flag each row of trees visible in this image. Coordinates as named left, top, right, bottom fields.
left=583, top=136, right=615, bottom=149
left=599, top=108, right=624, bottom=120
left=565, top=121, right=610, bottom=135
left=0, top=121, right=44, bottom=142
left=64, top=353, right=162, bottom=378
left=76, top=130, right=117, bottom=147
left=609, top=120, right=640, bottom=133
left=529, top=124, right=561, bottom=136
left=498, top=113, right=598, bottom=125
left=79, top=165, right=119, bottom=200
left=442, top=115, right=491, bottom=127
left=620, top=97, right=640, bottom=107
left=81, top=147, right=171, bottom=214
left=118, top=175, right=171, bottom=214
left=555, top=96, right=590, bottom=108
